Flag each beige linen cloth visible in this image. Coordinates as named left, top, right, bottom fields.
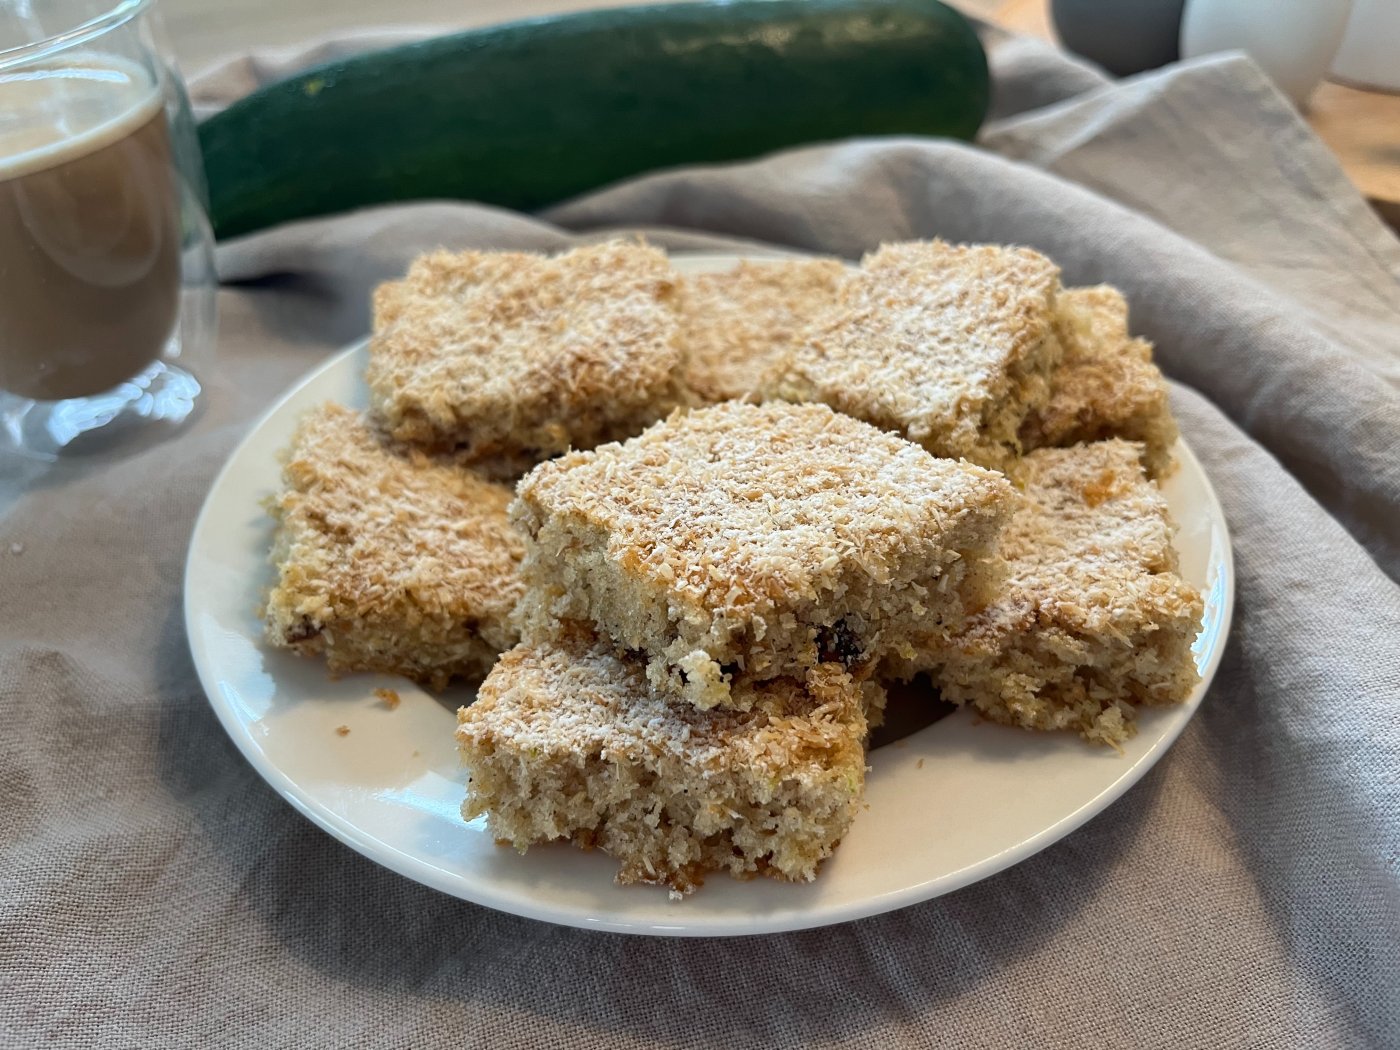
left=2, top=25, right=1398, bottom=1048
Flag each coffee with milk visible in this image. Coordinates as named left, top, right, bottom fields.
left=0, top=57, right=180, bottom=402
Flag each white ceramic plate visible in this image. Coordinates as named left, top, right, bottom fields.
left=185, top=253, right=1234, bottom=937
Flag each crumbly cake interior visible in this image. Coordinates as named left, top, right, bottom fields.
left=456, top=637, right=873, bottom=895
left=770, top=240, right=1064, bottom=469
left=264, top=403, right=524, bottom=689
left=1021, top=286, right=1179, bottom=477
left=366, top=240, right=687, bottom=474
left=511, top=400, right=1013, bottom=710
left=918, top=440, right=1203, bottom=746
left=680, top=259, right=847, bottom=403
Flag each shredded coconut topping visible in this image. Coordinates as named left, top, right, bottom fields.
left=517, top=400, right=1012, bottom=616
left=460, top=640, right=869, bottom=777
left=680, top=259, right=848, bottom=403
left=264, top=403, right=524, bottom=687
left=931, top=439, right=1204, bottom=746
left=774, top=240, right=1063, bottom=466
left=989, top=440, right=1195, bottom=635
left=366, top=240, right=686, bottom=467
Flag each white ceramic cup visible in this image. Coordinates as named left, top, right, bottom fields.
left=1180, top=0, right=1354, bottom=105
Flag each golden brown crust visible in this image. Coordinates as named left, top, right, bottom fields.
left=913, top=440, right=1203, bottom=746
left=456, top=636, right=872, bottom=894
left=1021, top=286, right=1179, bottom=477
left=770, top=240, right=1064, bottom=468
left=366, top=241, right=687, bottom=473
left=512, top=400, right=1014, bottom=709
left=263, top=403, right=524, bottom=689
left=679, top=259, right=848, bottom=403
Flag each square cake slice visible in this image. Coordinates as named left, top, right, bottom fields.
left=930, top=440, right=1203, bottom=747
left=512, top=400, right=1013, bottom=710
left=771, top=240, right=1064, bottom=469
left=1020, top=286, right=1179, bottom=477
left=366, top=241, right=686, bottom=473
left=264, top=403, right=524, bottom=689
left=456, top=637, right=874, bottom=895
left=680, top=258, right=847, bottom=403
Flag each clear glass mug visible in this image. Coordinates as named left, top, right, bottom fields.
left=0, top=0, right=215, bottom=457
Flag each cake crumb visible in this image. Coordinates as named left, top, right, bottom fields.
left=335, top=725, right=350, bottom=737
left=374, top=687, right=401, bottom=710
left=916, top=758, right=925, bottom=769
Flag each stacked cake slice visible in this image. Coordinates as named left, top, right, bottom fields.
left=509, top=400, right=1013, bottom=709
left=458, top=400, right=1015, bottom=892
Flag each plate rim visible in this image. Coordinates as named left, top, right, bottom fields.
left=184, top=251, right=1235, bottom=937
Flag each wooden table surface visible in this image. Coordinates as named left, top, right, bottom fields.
left=160, top=0, right=1400, bottom=227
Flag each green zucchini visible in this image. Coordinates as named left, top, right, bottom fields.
left=199, top=0, right=989, bottom=239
